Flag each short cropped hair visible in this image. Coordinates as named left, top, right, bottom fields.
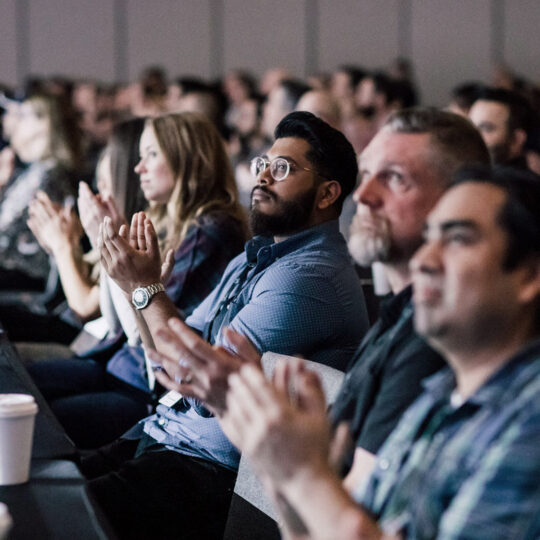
left=452, top=164, right=540, bottom=270
left=383, top=107, right=490, bottom=183
left=473, top=87, right=533, bottom=134
left=275, top=111, right=358, bottom=211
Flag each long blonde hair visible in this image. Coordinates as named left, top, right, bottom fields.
left=145, top=112, right=246, bottom=252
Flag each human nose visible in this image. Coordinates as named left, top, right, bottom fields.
left=353, top=174, right=382, bottom=208
left=410, top=237, right=442, bottom=276
left=134, top=158, right=144, bottom=174
left=257, top=163, right=274, bottom=186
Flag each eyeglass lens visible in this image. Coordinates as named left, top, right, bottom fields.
left=250, top=157, right=290, bottom=181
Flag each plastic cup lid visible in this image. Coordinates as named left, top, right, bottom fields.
left=0, top=394, right=38, bottom=417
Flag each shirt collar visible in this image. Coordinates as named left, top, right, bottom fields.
left=244, top=219, right=342, bottom=265
left=378, top=285, right=413, bottom=327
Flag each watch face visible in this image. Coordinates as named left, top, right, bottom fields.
left=132, top=287, right=150, bottom=309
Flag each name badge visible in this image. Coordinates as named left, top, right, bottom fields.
left=158, top=390, right=183, bottom=408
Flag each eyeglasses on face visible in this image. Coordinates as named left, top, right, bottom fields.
left=250, top=156, right=330, bottom=182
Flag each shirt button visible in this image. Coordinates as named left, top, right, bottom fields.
left=379, top=458, right=390, bottom=470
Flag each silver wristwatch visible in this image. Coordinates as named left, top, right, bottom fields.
left=131, top=283, right=165, bottom=310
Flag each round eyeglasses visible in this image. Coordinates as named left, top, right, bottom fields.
left=250, top=156, right=329, bottom=182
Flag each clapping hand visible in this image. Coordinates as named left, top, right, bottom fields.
left=78, top=181, right=125, bottom=249
left=27, top=191, right=83, bottom=255
left=148, top=322, right=261, bottom=416
left=220, top=359, right=331, bottom=484
left=98, top=211, right=174, bottom=294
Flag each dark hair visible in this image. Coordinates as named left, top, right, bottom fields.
left=108, top=117, right=147, bottom=220
left=274, top=111, right=358, bottom=212
left=337, top=65, right=366, bottom=89
left=384, top=107, right=490, bottom=183
left=451, top=164, right=540, bottom=270
left=451, top=81, right=485, bottom=111
left=473, top=87, right=533, bottom=134
left=370, top=71, right=396, bottom=104
left=140, top=66, right=167, bottom=98
left=279, top=79, right=311, bottom=111
left=174, top=77, right=210, bottom=95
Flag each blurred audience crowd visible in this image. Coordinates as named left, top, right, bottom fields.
left=1, top=57, right=539, bottom=539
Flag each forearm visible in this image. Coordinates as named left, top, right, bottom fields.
left=53, top=244, right=100, bottom=319
left=279, top=464, right=383, bottom=540
left=137, top=292, right=183, bottom=355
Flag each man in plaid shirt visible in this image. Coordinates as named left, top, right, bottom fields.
left=222, top=166, right=540, bottom=539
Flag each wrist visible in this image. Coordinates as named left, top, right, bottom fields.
left=131, top=282, right=165, bottom=310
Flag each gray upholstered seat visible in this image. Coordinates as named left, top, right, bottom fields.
left=231, top=351, right=345, bottom=521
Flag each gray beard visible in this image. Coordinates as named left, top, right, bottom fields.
left=347, top=215, right=392, bottom=267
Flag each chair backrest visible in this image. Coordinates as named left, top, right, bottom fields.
left=230, top=352, right=345, bottom=521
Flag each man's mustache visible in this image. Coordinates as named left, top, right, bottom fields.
left=251, top=185, right=277, bottom=201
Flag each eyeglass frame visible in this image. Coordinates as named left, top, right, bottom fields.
left=250, top=156, right=331, bottom=182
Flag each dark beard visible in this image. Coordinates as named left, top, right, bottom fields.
left=249, top=185, right=317, bottom=237
left=489, top=141, right=512, bottom=165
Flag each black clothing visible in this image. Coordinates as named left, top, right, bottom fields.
left=330, top=286, right=446, bottom=456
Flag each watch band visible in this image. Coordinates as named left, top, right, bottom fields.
left=132, top=282, right=165, bottom=310
left=145, top=283, right=165, bottom=296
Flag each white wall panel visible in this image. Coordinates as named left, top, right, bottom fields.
left=411, top=0, right=491, bottom=106
left=504, top=0, right=540, bottom=81
left=318, top=0, right=400, bottom=72
left=222, top=0, right=305, bottom=77
left=127, top=0, right=212, bottom=80
left=28, top=0, right=116, bottom=81
left=0, top=0, right=19, bottom=86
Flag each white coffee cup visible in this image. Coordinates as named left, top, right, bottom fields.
left=0, top=394, right=38, bottom=485
left=0, top=502, right=12, bottom=540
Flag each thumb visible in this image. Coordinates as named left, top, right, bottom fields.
left=296, top=369, right=326, bottom=414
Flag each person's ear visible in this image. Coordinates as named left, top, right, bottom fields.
left=516, top=258, right=540, bottom=305
left=510, top=128, right=527, bottom=155
left=316, top=180, right=341, bottom=210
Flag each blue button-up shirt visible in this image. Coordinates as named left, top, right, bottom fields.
left=353, top=339, right=540, bottom=539
left=143, top=220, right=368, bottom=469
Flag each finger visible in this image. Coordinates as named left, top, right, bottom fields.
left=148, top=347, right=192, bottom=381
left=221, top=327, right=261, bottom=365
left=30, top=200, right=53, bottom=224
left=137, top=212, right=147, bottom=251
left=103, top=216, right=126, bottom=254
left=153, top=362, right=207, bottom=403
left=35, top=190, right=53, bottom=207
left=129, top=213, right=138, bottom=249
left=165, top=319, right=211, bottom=368
left=119, top=223, right=129, bottom=241
left=272, top=358, right=291, bottom=395
left=329, top=421, right=353, bottom=473
left=160, top=249, right=175, bottom=284
left=296, top=369, right=326, bottom=414
left=236, top=364, right=278, bottom=410
left=145, top=218, right=159, bottom=258
left=226, top=372, right=258, bottom=425
left=98, top=223, right=113, bottom=271
left=103, top=194, right=120, bottom=220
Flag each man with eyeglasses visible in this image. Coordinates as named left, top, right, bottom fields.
left=80, top=111, right=368, bottom=539
left=148, top=108, right=492, bottom=538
